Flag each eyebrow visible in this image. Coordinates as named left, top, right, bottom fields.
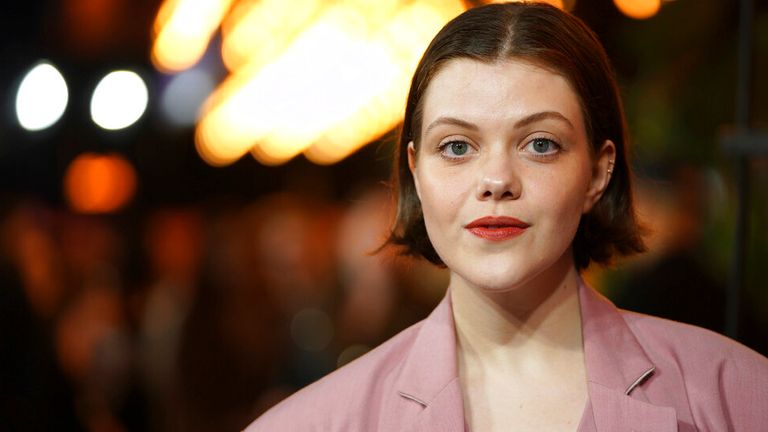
left=514, top=111, right=574, bottom=129
left=424, top=116, right=479, bottom=136
left=423, top=111, right=574, bottom=136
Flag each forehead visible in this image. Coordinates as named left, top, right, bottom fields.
left=421, top=58, right=584, bottom=133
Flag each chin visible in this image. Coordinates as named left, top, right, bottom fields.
left=446, top=250, right=574, bottom=294
left=451, top=261, right=537, bottom=293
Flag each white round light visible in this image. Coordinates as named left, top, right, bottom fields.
left=15, top=62, right=69, bottom=131
left=91, top=70, right=149, bottom=130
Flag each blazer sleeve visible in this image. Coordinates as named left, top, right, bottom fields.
left=716, top=342, right=768, bottom=429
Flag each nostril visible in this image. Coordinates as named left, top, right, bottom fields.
left=482, top=190, right=493, bottom=198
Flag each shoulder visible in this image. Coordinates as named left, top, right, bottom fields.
left=621, top=310, right=768, bottom=425
left=622, top=310, right=764, bottom=362
left=243, top=320, right=425, bottom=432
left=621, top=310, right=768, bottom=372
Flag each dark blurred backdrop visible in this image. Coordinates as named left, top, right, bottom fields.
left=1, top=0, right=766, bottom=431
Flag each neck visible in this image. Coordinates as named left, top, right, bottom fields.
left=451, top=253, right=584, bottom=371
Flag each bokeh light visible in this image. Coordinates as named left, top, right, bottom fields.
left=221, top=0, right=323, bottom=72
left=15, top=62, right=69, bottom=131
left=64, top=153, right=137, bottom=214
left=489, top=0, right=566, bottom=10
left=614, top=0, right=661, bottom=19
left=160, top=68, right=216, bottom=127
left=194, top=0, right=464, bottom=167
left=90, top=70, right=149, bottom=130
left=151, top=0, right=235, bottom=72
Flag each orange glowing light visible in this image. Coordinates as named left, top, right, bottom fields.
left=489, top=0, right=565, bottom=9
left=64, top=153, right=137, bottom=214
left=613, top=0, right=661, bottom=19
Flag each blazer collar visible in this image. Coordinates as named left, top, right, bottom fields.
left=578, top=279, right=677, bottom=431
left=392, top=280, right=678, bottom=431
left=394, top=293, right=465, bottom=431
left=578, top=279, right=656, bottom=395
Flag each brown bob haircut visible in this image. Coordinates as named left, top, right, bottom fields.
left=387, top=2, right=646, bottom=269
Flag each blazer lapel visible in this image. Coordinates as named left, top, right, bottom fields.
left=578, top=281, right=678, bottom=431
left=394, top=293, right=466, bottom=432
left=409, top=378, right=466, bottom=432
left=585, top=383, right=677, bottom=432
left=392, top=281, right=680, bottom=432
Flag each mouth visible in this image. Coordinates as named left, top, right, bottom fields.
left=464, top=216, right=530, bottom=241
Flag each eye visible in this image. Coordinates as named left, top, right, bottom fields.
left=438, top=140, right=475, bottom=159
left=522, top=137, right=560, bottom=158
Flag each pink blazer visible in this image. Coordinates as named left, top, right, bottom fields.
left=245, top=280, right=768, bottom=431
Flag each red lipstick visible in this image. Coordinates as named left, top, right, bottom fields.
left=465, top=216, right=529, bottom=241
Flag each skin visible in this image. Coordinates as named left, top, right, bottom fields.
left=408, top=58, right=615, bottom=431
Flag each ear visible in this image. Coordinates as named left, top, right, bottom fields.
left=582, top=140, right=616, bottom=214
left=407, top=141, right=422, bottom=200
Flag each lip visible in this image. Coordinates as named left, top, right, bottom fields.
left=465, top=216, right=530, bottom=241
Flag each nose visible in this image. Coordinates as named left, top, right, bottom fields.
left=475, top=154, right=521, bottom=201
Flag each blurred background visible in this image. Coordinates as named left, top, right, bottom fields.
left=0, top=0, right=766, bottom=430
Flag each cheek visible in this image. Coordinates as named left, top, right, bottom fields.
left=416, top=166, right=471, bottom=235
left=529, top=168, right=591, bottom=224
left=418, top=166, right=463, bottom=209
left=419, top=182, right=454, bottom=229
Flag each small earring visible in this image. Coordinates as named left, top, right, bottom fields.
left=607, top=160, right=614, bottom=174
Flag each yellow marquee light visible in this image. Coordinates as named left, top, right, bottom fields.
left=305, top=106, right=387, bottom=165
left=222, top=0, right=323, bottom=72
left=489, top=0, right=565, bottom=9
left=197, top=0, right=463, bottom=165
left=344, top=0, right=404, bottom=29
left=156, top=0, right=468, bottom=166
left=195, top=68, right=268, bottom=166
left=306, top=0, right=463, bottom=164
left=152, top=0, right=234, bottom=73
left=199, top=2, right=398, bottom=165
left=253, top=10, right=376, bottom=162
left=543, top=0, right=565, bottom=9
left=250, top=143, right=293, bottom=166
left=613, top=0, right=661, bottom=19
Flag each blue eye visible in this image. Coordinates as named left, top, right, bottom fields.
left=448, top=141, right=469, bottom=155
left=439, top=140, right=473, bottom=158
left=524, top=137, right=560, bottom=157
left=531, top=138, right=554, bottom=153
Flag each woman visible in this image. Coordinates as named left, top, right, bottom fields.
left=246, top=3, right=768, bottom=431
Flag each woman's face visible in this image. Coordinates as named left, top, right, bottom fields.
left=409, top=58, right=614, bottom=292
